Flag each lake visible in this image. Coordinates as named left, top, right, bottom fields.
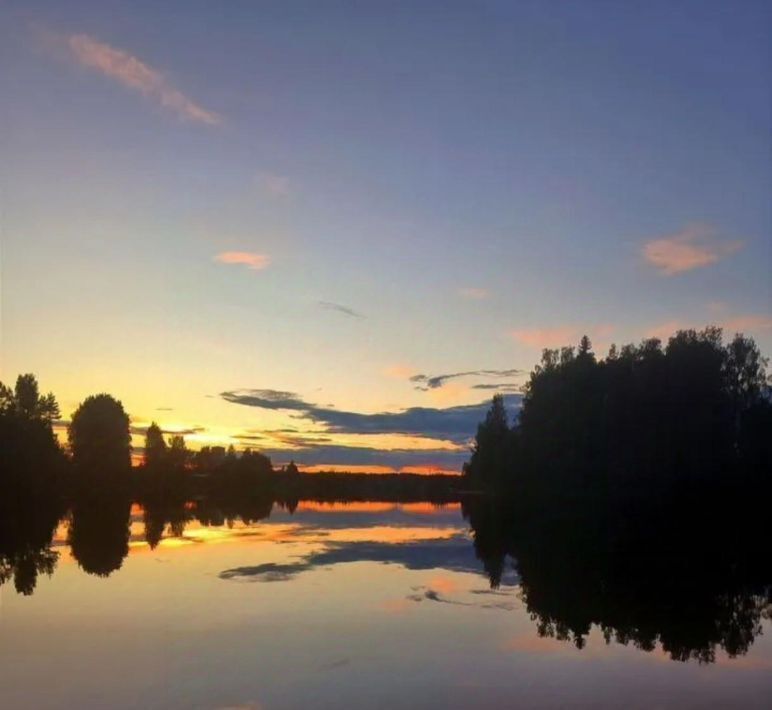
left=1, top=500, right=770, bottom=709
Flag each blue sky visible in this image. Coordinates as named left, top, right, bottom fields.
left=2, top=1, right=770, bottom=470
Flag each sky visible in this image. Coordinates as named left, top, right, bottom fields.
left=2, top=0, right=770, bottom=472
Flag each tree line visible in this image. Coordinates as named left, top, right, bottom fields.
left=464, top=326, right=771, bottom=505
left=461, top=325, right=771, bottom=662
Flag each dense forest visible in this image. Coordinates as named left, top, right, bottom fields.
left=462, top=326, right=772, bottom=662
left=464, top=326, right=771, bottom=503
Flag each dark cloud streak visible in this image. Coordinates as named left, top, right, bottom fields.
left=410, top=368, right=523, bottom=391
left=220, top=388, right=522, bottom=444
left=318, top=301, right=365, bottom=319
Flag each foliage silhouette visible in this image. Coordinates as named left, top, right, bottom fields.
left=463, top=326, right=772, bottom=662
left=69, top=394, right=131, bottom=479
left=0, top=375, right=65, bottom=594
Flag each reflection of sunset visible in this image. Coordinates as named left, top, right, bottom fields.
left=54, top=508, right=464, bottom=564
left=295, top=501, right=460, bottom=514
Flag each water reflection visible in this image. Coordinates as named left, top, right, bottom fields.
left=2, top=489, right=770, bottom=666
left=464, top=498, right=772, bottom=663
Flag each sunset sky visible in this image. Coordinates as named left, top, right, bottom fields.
left=2, top=1, right=770, bottom=471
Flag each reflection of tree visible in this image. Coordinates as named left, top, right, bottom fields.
left=462, top=327, right=772, bottom=662
left=0, top=501, right=62, bottom=596
left=68, top=492, right=131, bottom=577
left=463, top=498, right=772, bottom=663
left=0, top=374, right=65, bottom=595
left=141, top=496, right=192, bottom=549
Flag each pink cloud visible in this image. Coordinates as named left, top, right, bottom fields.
left=214, top=252, right=270, bottom=270
left=511, top=324, right=615, bottom=351
left=511, top=326, right=581, bottom=349
left=642, top=224, right=743, bottom=275
left=645, top=320, right=682, bottom=342
left=722, top=314, right=772, bottom=334
left=67, top=34, right=221, bottom=125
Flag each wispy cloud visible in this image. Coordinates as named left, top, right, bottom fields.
left=318, top=301, right=365, bottom=319
left=214, top=252, right=270, bottom=271
left=410, top=369, right=522, bottom=391
left=383, top=364, right=416, bottom=379
left=220, top=388, right=522, bottom=444
left=645, top=320, right=682, bottom=342
left=471, top=383, right=523, bottom=393
left=510, top=326, right=579, bottom=349
left=642, top=224, right=743, bottom=275
left=723, top=314, right=772, bottom=333
left=458, top=287, right=490, bottom=300
left=66, top=33, right=221, bottom=125
left=511, top=325, right=614, bottom=350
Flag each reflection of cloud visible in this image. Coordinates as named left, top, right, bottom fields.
left=219, top=536, right=506, bottom=583
left=67, top=34, right=221, bottom=125
left=642, top=224, right=743, bottom=275
left=214, top=252, right=270, bottom=271
left=221, top=388, right=522, bottom=444
left=410, top=369, right=522, bottom=391
left=318, top=301, right=365, bottom=319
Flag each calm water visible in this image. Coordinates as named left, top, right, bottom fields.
left=1, top=501, right=770, bottom=709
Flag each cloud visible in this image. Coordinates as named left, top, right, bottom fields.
left=511, top=326, right=579, bottom=349
left=318, top=301, right=365, bottom=319
left=383, top=364, right=415, bottom=379
left=214, top=252, right=270, bottom=271
left=642, top=224, right=743, bottom=275
left=66, top=34, right=221, bottom=125
left=130, top=424, right=205, bottom=437
left=241, top=442, right=471, bottom=472
left=458, top=287, right=490, bottom=300
left=645, top=320, right=682, bottom=342
left=722, top=314, right=772, bottom=334
left=511, top=325, right=613, bottom=350
left=255, top=171, right=291, bottom=198
left=471, top=383, right=523, bottom=393
left=220, top=388, right=522, bottom=444
left=410, top=369, right=522, bottom=391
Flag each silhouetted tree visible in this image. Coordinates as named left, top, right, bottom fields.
left=68, top=394, right=131, bottom=474
left=463, top=394, right=510, bottom=490
left=144, top=422, right=167, bottom=467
